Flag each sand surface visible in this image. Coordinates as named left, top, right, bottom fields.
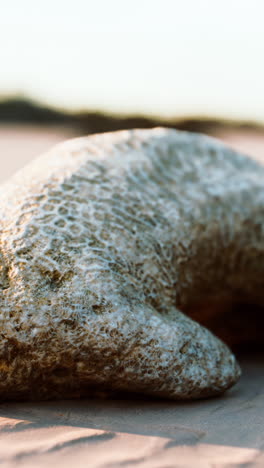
left=0, top=125, right=76, bottom=183
left=0, top=354, right=263, bottom=468
left=0, top=125, right=264, bottom=468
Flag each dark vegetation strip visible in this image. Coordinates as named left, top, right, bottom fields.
left=0, top=96, right=263, bottom=136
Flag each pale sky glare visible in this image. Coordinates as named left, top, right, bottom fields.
left=0, top=0, right=264, bottom=120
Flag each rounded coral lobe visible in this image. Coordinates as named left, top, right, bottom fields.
left=0, top=127, right=263, bottom=400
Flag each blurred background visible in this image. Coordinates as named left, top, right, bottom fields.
left=0, top=0, right=264, bottom=182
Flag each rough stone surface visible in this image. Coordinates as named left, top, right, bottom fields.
left=1, top=127, right=264, bottom=401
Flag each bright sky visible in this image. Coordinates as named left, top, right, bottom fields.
left=1, top=0, right=264, bottom=120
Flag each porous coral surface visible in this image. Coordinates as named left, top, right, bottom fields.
left=1, top=127, right=263, bottom=400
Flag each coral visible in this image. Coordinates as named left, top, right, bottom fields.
left=1, top=127, right=263, bottom=400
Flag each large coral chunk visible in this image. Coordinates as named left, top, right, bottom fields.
left=1, top=127, right=263, bottom=400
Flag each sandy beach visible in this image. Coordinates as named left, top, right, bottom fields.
left=0, top=125, right=264, bottom=468
left=0, top=125, right=77, bottom=184
left=0, top=353, right=263, bottom=468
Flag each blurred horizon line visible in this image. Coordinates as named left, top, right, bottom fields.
left=0, top=95, right=264, bottom=135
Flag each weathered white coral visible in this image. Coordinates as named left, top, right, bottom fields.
left=1, top=127, right=263, bottom=401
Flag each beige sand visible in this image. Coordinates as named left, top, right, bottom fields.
left=0, top=354, right=263, bottom=467
left=0, top=125, right=76, bottom=183
left=0, top=125, right=264, bottom=467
